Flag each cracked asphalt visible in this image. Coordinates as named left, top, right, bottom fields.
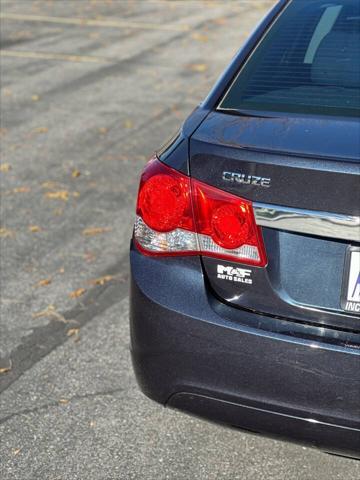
left=0, top=1, right=359, bottom=479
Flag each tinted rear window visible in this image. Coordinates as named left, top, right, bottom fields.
left=219, top=0, right=360, bottom=117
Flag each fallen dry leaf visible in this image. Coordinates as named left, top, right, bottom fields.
left=36, top=278, right=52, bottom=287
left=191, top=33, right=208, bottom=42
left=73, top=191, right=80, bottom=198
left=171, top=105, right=183, bottom=119
left=123, top=119, right=134, bottom=129
left=59, top=398, right=69, bottom=405
left=0, top=360, right=12, bottom=375
left=0, top=163, right=11, bottom=172
left=188, top=63, right=208, bottom=73
left=3, top=88, right=12, bottom=97
left=71, top=169, right=81, bottom=178
left=90, top=275, right=114, bottom=286
left=45, top=190, right=69, bottom=201
left=41, top=181, right=61, bottom=189
left=0, top=228, right=15, bottom=238
left=32, top=304, right=55, bottom=317
left=31, top=94, right=40, bottom=102
left=28, top=225, right=41, bottom=233
left=67, top=327, right=80, bottom=337
left=82, top=227, right=111, bottom=236
left=98, top=127, right=108, bottom=135
left=13, top=186, right=31, bottom=193
left=84, top=251, right=96, bottom=263
left=213, top=17, right=227, bottom=25
left=32, top=305, right=68, bottom=323
left=0, top=366, right=11, bottom=374
left=69, top=288, right=86, bottom=299
left=33, top=127, right=48, bottom=134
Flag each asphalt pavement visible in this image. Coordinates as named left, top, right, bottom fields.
left=1, top=1, right=359, bottom=479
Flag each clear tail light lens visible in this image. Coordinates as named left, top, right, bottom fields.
left=134, top=157, right=267, bottom=267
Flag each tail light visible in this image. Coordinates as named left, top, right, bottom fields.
left=134, top=157, right=267, bottom=267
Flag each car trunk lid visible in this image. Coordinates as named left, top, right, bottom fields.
left=190, top=112, right=360, bottom=331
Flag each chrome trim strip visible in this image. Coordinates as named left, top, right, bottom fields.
left=253, top=203, right=360, bottom=242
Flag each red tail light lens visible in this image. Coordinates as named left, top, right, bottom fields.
left=134, top=157, right=267, bottom=267
left=139, top=174, right=187, bottom=232
left=136, top=157, right=194, bottom=232
left=211, top=204, right=249, bottom=249
left=192, top=180, right=261, bottom=253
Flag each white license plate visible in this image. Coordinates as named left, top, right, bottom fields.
left=341, top=248, right=360, bottom=314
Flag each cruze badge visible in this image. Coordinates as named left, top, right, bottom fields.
left=222, top=171, right=271, bottom=188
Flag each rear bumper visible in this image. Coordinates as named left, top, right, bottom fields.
left=130, top=247, right=360, bottom=458
left=168, top=393, right=360, bottom=458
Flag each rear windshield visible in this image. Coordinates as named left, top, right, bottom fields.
left=219, top=0, right=360, bottom=117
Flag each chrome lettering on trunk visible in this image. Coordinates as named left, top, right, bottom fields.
left=222, top=171, right=271, bottom=188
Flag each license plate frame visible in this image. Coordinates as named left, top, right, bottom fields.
left=341, top=247, right=360, bottom=314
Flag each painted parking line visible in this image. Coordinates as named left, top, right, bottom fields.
left=0, top=50, right=111, bottom=64
left=0, top=12, right=190, bottom=32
